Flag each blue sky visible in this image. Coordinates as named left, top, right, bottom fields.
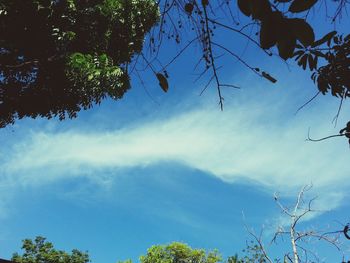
left=1, top=2, right=350, bottom=262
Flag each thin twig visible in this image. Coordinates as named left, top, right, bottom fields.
left=306, top=128, right=345, bottom=142
left=295, top=91, right=320, bottom=115
left=332, top=90, right=346, bottom=127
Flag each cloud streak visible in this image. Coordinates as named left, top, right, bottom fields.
left=1, top=83, right=349, bottom=218
left=2, top=101, right=348, bottom=184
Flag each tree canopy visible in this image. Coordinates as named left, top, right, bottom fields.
left=0, top=0, right=159, bottom=127
left=11, top=235, right=349, bottom=263
left=11, top=236, right=90, bottom=263
left=0, top=0, right=349, bottom=128
left=138, top=242, right=221, bottom=263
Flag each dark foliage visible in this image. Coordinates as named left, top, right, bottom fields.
left=0, top=0, right=159, bottom=127
left=236, top=0, right=349, bottom=99
left=0, top=0, right=349, bottom=130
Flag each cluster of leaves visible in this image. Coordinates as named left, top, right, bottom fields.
left=147, top=1, right=347, bottom=110
left=292, top=30, right=350, bottom=110
left=14, top=238, right=262, bottom=263
left=12, top=236, right=89, bottom=263
left=0, top=0, right=159, bottom=127
left=237, top=0, right=349, bottom=98
left=311, top=33, right=350, bottom=98
left=138, top=242, right=221, bottom=263
left=13, top=236, right=349, bottom=263
left=118, top=241, right=273, bottom=263
left=238, top=242, right=268, bottom=263
left=238, top=0, right=317, bottom=60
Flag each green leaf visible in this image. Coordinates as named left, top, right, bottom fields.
left=156, top=73, right=169, bottom=92
left=289, top=0, right=318, bottom=13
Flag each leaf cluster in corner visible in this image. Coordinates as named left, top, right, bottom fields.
left=238, top=0, right=316, bottom=59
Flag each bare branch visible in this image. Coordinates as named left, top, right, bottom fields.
left=295, top=91, right=321, bottom=115
left=306, top=128, right=345, bottom=142
left=243, top=223, right=274, bottom=263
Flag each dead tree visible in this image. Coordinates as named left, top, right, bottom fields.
left=244, top=185, right=346, bottom=263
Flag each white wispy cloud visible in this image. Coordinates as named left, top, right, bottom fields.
left=0, top=78, right=349, bottom=218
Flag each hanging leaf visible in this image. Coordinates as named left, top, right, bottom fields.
left=310, top=50, right=325, bottom=58
left=288, top=18, right=315, bottom=47
left=251, top=0, right=272, bottom=21
left=298, top=54, right=308, bottom=70
left=260, top=20, right=277, bottom=49
left=156, top=73, right=169, bottom=92
left=311, top=31, right=337, bottom=47
left=237, top=0, right=252, bottom=17
left=293, top=49, right=305, bottom=61
left=289, top=0, right=318, bottom=13
left=184, top=3, right=194, bottom=15
left=317, top=76, right=328, bottom=94
left=201, top=0, right=209, bottom=7
left=308, top=54, right=316, bottom=70
left=260, top=11, right=283, bottom=49
left=262, top=71, right=277, bottom=83
left=277, top=33, right=296, bottom=60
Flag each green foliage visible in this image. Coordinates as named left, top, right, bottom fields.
left=0, top=0, right=159, bottom=127
left=12, top=238, right=273, bottom=263
left=239, top=242, right=268, bottom=263
left=227, top=242, right=269, bottom=263
left=11, top=236, right=90, bottom=263
left=139, top=242, right=222, bottom=263
left=116, top=241, right=271, bottom=263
